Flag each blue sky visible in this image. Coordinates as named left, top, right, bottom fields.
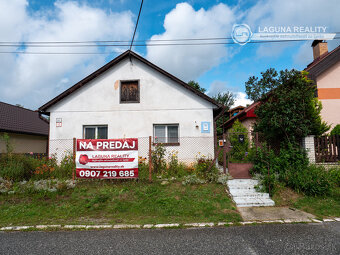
left=1, top=0, right=339, bottom=109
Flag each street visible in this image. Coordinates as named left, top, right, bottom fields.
left=0, top=222, right=339, bottom=254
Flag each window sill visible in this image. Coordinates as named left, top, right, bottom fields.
left=153, top=142, right=180, bottom=146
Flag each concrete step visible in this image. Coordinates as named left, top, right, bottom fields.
left=228, top=179, right=259, bottom=185
left=228, top=185, right=261, bottom=190
left=227, top=178, right=275, bottom=208
left=233, top=197, right=275, bottom=207
left=230, top=192, right=270, bottom=199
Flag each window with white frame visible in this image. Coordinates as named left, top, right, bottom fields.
left=83, top=125, right=108, bottom=139
left=153, top=124, right=179, bottom=144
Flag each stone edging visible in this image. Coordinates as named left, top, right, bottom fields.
left=0, top=218, right=339, bottom=231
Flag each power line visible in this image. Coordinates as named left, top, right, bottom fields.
left=0, top=32, right=339, bottom=45
left=0, top=37, right=339, bottom=54
left=129, top=0, right=144, bottom=51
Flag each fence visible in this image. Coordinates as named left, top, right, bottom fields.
left=48, top=136, right=215, bottom=164
left=314, top=135, right=340, bottom=163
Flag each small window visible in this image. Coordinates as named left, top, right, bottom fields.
left=153, top=124, right=179, bottom=145
left=120, top=80, right=139, bottom=103
left=83, top=125, right=108, bottom=139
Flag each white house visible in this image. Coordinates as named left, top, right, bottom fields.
left=39, top=50, right=221, bottom=162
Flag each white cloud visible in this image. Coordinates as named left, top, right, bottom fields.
left=146, top=2, right=235, bottom=81
left=206, top=80, right=252, bottom=107
left=233, top=92, right=252, bottom=107
left=0, top=0, right=134, bottom=109
left=245, top=0, right=340, bottom=59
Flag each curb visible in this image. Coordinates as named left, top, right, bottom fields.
left=0, top=218, right=339, bottom=232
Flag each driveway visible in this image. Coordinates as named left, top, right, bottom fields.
left=0, top=222, right=339, bottom=254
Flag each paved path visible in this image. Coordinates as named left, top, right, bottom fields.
left=227, top=179, right=275, bottom=207
left=0, top=222, right=339, bottom=254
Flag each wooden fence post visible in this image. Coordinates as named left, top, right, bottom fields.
left=73, top=137, right=76, bottom=181
left=149, top=136, right=152, bottom=182
left=223, top=133, right=227, bottom=174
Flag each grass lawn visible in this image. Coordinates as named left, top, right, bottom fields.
left=273, top=186, right=340, bottom=219
left=0, top=180, right=241, bottom=226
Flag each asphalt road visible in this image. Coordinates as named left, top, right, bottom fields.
left=0, top=222, right=339, bottom=255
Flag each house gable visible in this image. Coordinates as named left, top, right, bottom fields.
left=39, top=50, right=220, bottom=113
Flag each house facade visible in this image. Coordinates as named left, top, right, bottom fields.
left=0, top=102, right=48, bottom=154
left=306, top=40, right=340, bottom=130
left=39, top=50, right=220, bottom=162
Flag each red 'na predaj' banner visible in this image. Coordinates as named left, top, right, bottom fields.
left=75, top=138, right=138, bottom=179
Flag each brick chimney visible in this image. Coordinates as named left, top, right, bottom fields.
left=312, top=40, right=328, bottom=60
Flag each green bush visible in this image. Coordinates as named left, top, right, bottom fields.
left=138, top=161, right=150, bottom=181
left=54, top=152, right=75, bottom=179
left=151, top=144, right=166, bottom=173
left=284, top=165, right=332, bottom=196
left=195, top=156, right=219, bottom=182
left=0, top=160, right=26, bottom=181
left=328, top=167, right=340, bottom=187
left=228, top=120, right=250, bottom=162
left=250, top=145, right=332, bottom=196
left=164, top=151, right=190, bottom=178
left=330, top=124, right=340, bottom=136
left=0, top=154, right=37, bottom=181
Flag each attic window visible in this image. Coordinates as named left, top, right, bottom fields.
left=120, top=80, right=140, bottom=103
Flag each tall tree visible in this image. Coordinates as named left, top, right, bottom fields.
left=187, top=80, right=206, bottom=93
left=213, top=91, right=235, bottom=109
left=245, top=69, right=330, bottom=147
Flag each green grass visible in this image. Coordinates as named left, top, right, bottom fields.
left=0, top=180, right=241, bottom=226
left=293, top=187, right=340, bottom=218
left=273, top=186, right=340, bottom=219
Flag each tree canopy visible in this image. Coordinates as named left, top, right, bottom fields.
left=213, top=91, right=235, bottom=109
left=187, top=80, right=206, bottom=93
left=245, top=68, right=330, bottom=147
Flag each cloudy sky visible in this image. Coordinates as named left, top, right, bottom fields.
left=1, top=0, right=340, bottom=109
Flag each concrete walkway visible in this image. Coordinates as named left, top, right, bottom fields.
left=238, top=207, right=316, bottom=222
left=227, top=179, right=275, bottom=207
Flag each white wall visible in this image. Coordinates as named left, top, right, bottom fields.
left=47, top=57, right=217, bottom=162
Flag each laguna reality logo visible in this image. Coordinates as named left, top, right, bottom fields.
left=231, top=24, right=252, bottom=45
left=231, top=24, right=335, bottom=46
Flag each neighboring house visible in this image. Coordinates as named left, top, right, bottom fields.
left=0, top=102, right=49, bottom=154
left=39, top=50, right=221, bottom=162
left=228, top=105, right=245, bottom=119
left=306, top=40, right=340, bottom=129
left=222, top=102, right=259, bottom=133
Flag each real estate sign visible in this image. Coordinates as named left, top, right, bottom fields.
left=75, top=138, right=138, bottom=179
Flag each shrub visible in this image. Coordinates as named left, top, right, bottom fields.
left=284, top=165, right=332, bottom=196
left=0, top=160, right=26, bottom=181
left=138, top=161, right=150, bottom=181
left=151, top=144, right=166, bottom=173
left=0, top=154, right=38, bottom=181
left=55, top=152, right=75, bottom=179
left=250, top=145, right=332, bottom=196
left=330, top=124, right=340, bottom=136
left=194, top=156, right=219, bottom=182
left=163, top=151, right=190, bottom=178
left=228, top=120, right=250, bottom=162
left=328, top=167, right=340, bottom=187
left=182, top=174, right=206, bottom=185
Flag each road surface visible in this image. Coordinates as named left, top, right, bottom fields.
left=0, top=222, right=339, bottom=254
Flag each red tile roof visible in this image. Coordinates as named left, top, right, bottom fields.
left=0, top=102, right=49, bottom=136
left=222, top=101, right=260, bottom=129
